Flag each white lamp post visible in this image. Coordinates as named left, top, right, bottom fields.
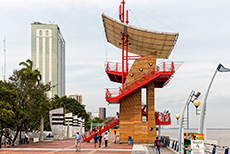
left=177, top=90, right=201, bottom=153
left=199, top=63, right=230, bottom=139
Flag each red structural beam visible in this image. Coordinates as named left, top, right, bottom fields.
left=106, top=71, right=173, bottom=103
left=82, top=119, right=119, bottom=142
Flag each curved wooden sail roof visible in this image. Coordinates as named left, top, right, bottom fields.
left=102, top=13, right=179, bottom=59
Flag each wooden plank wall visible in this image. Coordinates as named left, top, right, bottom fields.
left=119, top=52, right=157, bottom=143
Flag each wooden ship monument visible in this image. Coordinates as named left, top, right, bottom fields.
left=103, top=0, right=182, bottom=143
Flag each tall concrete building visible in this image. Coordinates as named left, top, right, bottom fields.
left=68, top=94, right=82, bottom=104
left=99, top=107, right=106, bottom=119
left=31, top=22, right=65, bottom=98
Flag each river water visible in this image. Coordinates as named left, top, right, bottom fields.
left=161, top=129, right=230, bottom=146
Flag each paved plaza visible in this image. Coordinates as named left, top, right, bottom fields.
left=147, top=146, right=175, bottom=154
left=0, top=133, right=133, bottom=154
left=0, top=133, right=174, bottom=154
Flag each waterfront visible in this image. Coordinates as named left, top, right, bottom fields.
left=161, top=129, right=230, bottom=146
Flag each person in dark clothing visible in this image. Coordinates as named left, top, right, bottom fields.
left=154, top=137, right=161, bottom=154
left=93, top=134, right=98, bottom=148
left=25, top=132, right=29, bottom=144
left=114, top=130, right=116, bottom=135
left=98, top=134, right=102, bottom=148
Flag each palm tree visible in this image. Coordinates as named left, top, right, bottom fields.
left=19, top=59, right=42, bottom=84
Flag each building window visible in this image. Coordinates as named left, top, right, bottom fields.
left=39, top=30, right=42, bottom=36
left=141, top=88, right=147, bottom=122
left=46, top=30, right=49, bottom=36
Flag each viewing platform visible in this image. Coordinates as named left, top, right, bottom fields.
left=105, top=61, right=183, bottom=104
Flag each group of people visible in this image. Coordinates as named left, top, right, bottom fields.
left=93, top=132, right=108, bottom=148
left=75, top=131, right=161, bottom=153
left=74, top=131, right=109, bottom=152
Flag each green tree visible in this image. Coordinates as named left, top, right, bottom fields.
left=51, top=95, right=89, bottom=130
left=92, top=117, right=104, bottom=123
left=8, top=59, right=51, bottom=145
left=0, top=81, right=17, bottom=148
left=19, top=59, right=41, bottom=83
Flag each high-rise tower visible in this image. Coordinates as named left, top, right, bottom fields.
left=31, top=22, right=65, bottom=98
left=99, top=107, right=106, bottom=119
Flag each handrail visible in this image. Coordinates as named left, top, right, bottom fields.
left=155, top=112, right=171, bottom=125
left=82, top=117, right=119, bottom=142
left=105, top=61, right=132, bottom=73
left=105, top=61, right=183, bottom=99
left=160, top=136, right=230, bottom=154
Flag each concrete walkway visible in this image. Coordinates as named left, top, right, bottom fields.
left=0, top=133, right=177, bottom=154
left=0, top=133, right=133, bottom=154
left=147, top=145, right=176, bottom=154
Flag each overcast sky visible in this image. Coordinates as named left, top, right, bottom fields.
left=0, top=0, right=230, bottom=128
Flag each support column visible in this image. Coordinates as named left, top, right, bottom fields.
left=147, top=82, right=157, bottom=143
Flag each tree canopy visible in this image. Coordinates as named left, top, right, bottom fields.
left=51, top=95, right=89, bottom=120
left=0, top=59, right=89, bottom=147
left=0, top=59, right=52, bottom=147
left=0, top=81, right=17, bottom=131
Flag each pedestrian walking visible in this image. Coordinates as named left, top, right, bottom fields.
left=75, top=132, right=81, bottom=152
left=24, top=132, right=29, bottom=144
left=114, top=130, right=116, bottom=135
left=104, top=132, right=109, bottom=147
left=93, top=134, right=98, bottom=148
left=98, top=134, right=102, bottom=148
left=154, top=137, right=161, bottom=154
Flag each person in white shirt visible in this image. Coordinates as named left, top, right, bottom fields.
left=104, top=132, right=109, bottom=147
left=25, top=132, right=29, bottom=144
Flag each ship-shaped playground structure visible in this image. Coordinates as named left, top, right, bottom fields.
left=82, top=0, right=182, bottom=143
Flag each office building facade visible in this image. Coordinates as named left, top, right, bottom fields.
left=31, top=22, right=65, bottom=98
left=68, top=94, right=82, bottom=104
left=99, top=107, right=106, bottom=119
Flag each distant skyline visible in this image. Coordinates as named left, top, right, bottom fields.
left=1, top=0, right=230, bottom=128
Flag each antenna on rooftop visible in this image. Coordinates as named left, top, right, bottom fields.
left=3, top=37, right=6, bottom=81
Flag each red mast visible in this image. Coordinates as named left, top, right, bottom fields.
left=119, top=0, right=129, bottom=85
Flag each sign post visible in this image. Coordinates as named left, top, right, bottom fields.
left=191, top=134, right=204, bottom=154
left=184, top=133, right=204, bottom=154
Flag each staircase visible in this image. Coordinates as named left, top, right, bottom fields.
left=105, top=61, right=183, bottom=104
left=82, top=117, right=119, bottom=142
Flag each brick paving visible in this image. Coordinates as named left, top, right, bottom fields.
left=0, top=133, right=133, bottom=154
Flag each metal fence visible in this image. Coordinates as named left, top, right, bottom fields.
left=160, top=136, right=229, bottom=154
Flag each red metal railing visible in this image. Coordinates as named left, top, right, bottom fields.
left=105, top=61, right=132, bottom=73
left=155, top=112, right=171, bottom=125
left=82, top=117, right=119, bottom=142
left=105, top=61, right=183, bottom=102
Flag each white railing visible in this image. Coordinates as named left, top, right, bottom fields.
left=160, top=136, right=229, bottom=154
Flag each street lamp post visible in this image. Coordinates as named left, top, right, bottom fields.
left=176, top=90, right=201, bottom=153
left=193, top=99, right=201, bottom=115
left=175, top=114, right=180, bottom=125
left=199, top=63, right=230, bottom=139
